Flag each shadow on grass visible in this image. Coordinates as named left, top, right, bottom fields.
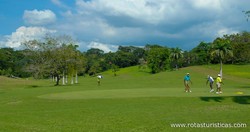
left=239, top=85, right=250, bottom=88
left=233, top=96, right=250, bottom=104
left=200, top=96, right=250, bottom=104
left=200, top=97, right=225, bottom=102
left=24, top=85, right=40, bottom=89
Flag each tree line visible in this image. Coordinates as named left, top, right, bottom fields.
left=0, top=32, right=249, bottom=85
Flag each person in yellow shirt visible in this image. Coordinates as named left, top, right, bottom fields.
left=216, top=74, right=223, bottom=94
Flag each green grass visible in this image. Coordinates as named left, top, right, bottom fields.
left=0, top=65, right=250, bottom=132
left=202, top=64, right=250, bottom=79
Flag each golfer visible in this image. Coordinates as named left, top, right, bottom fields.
left=216, top=74, right=223, bottom=94
left=184, top=73, right=192, bottom=92
left=206, top=75, right=214, bottom=92
left=97, top=75, right=102, bottom=86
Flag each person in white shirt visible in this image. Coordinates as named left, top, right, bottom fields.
left=97, top=75, right=103, bottom=86
left=206, top=75, right=214, bottom=92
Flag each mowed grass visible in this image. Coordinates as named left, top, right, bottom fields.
left=0, top=65, right=250, bottom=132
left=202, top=64, right=250, bottom=79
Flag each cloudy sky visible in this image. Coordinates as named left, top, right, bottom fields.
left=0, top=0, right=249, bottom=52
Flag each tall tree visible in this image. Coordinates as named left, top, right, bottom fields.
left=22, top=40, right=51, bottom=79
left=0, top=48, right=29, bottom=77
left=170, top=47, right=183, bottom=70
left=211, top=37, right=233, bottom=79
left=85, top=48, right=104, bottom=75
left=22, top=35, right=84, bottom=85
left=227, top=32, right=250, bottom=63
left=146, top=45, right=170, bottom=74
left=190, top=41, right=212, bottom=65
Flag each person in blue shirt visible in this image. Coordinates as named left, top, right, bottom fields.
left=184, top=73, right=192, bottom=92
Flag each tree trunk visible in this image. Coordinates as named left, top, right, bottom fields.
left=55, top=74, right=60, bottom=86
left=220, top=60, right=223, bottom=79
left=65, top=75, right=68, bottom=84
left=75, top=72, right=78, bottom=84
left=71, top=74, right=74, bottom=84
left=62, top=71, right=65, bottom=85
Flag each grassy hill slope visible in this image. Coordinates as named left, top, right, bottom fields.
left=0, top=65, right=249, bottom=131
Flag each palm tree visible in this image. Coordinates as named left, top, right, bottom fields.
left=243, top=10, right=250, bottom=21
left=211, top=37, right=233, bottom=79
left=170, top=47, right=183, bottom=70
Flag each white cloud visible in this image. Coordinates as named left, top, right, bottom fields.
left=75, top=0, right=177, bottom=25
left=87, top=41, right=118, bottom=53
left=53, top=0, right=250, bottom=49
left=51, top=0, right=69, bottom=9
left=216, top=28, right=238, bottom=37
left=0, top=36, right=5, bottom=48
left=73, top=0, right=232, bottom=30
left=1, top=0, right=246, bottom=51
left=2, top=26, right=56, bottom=48
left=190, top=0, right=223, bottom=10
left=23, top=9, right=56, bottom=25
left=51, top=0, right=62, bottom=6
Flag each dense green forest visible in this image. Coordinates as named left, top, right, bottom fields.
left=0, top=32, right=249, bottom=83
